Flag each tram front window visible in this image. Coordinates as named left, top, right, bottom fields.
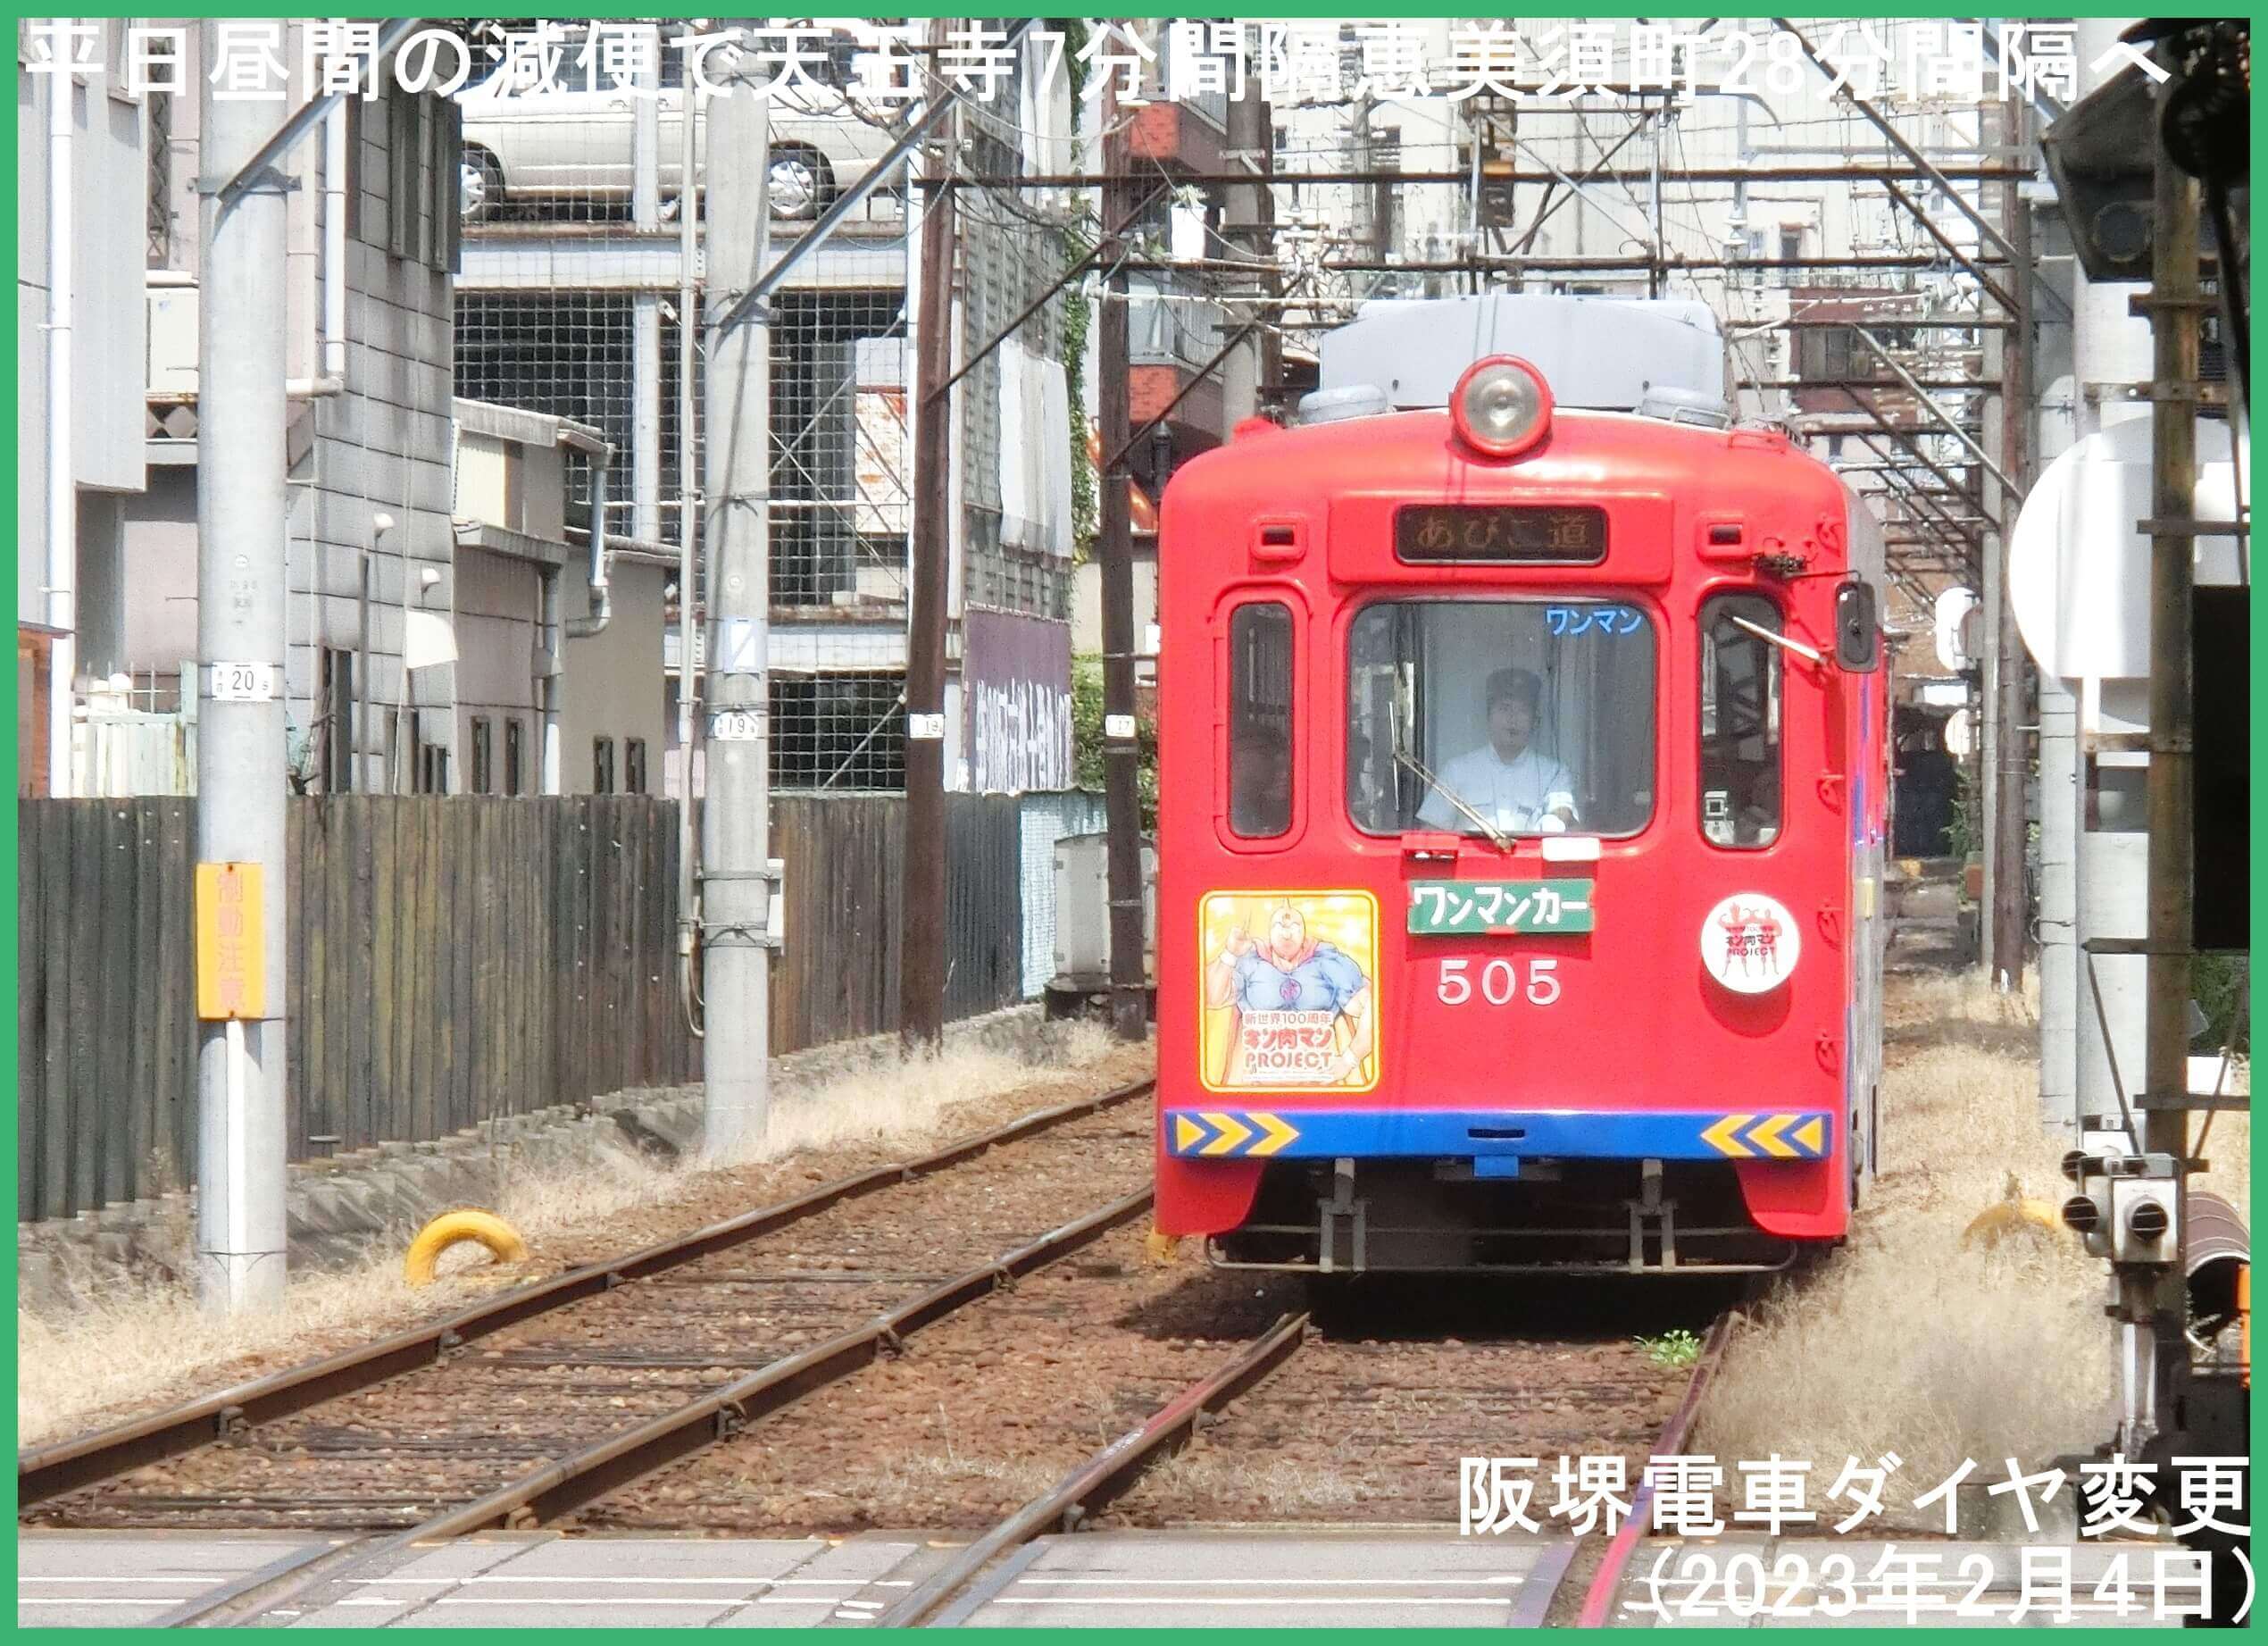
left=1347, top=599, right=1656, bottom=840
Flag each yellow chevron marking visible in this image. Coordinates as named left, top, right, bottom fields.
left=1748, top=1114, right=1798, bottom=1158
left=1248, top=1113, right=1301, bottom=1157
left=1173, top=1115, right=1207, bottom=1154
left=1200, top=1112, right=1255, bottom=1157
left=1791, top=1116, right=1827, bottom=1157
left=1701, top=1114, right=1755, bottom=1157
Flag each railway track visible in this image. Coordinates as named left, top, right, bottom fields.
left=21, top=1075, right=1155, bottom=1525
left=25, top=1072, right=1747, bottom=1629
left=1572, top=1312, right=1736, bottom=1627
left=862, top=1301, right=1738, bottom=1626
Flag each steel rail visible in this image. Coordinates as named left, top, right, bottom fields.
left=1574, top=1312, right=1739, bottom=1627
left=879, top=1310, right=1313, bottom=1628
left=170, top=1186, right=1155, bottom=1626
left=19, top=1076, right=1155, bottom=1508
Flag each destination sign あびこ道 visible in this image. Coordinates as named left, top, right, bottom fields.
left=1394, top=505, right=1607, bottom=564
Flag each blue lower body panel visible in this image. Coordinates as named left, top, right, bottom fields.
left=1164, top=1107, right=1832, bottom=1164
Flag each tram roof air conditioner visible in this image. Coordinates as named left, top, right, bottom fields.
left=1294, top=384, right=1391, bottom=427
left=1636, top=386, right=1734, bottom=430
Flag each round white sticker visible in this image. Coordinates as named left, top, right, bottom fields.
left=1700, top=893, right=1800, bottom=994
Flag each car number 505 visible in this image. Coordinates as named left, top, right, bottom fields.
left=1436, top=957, right=1561, bottom=1007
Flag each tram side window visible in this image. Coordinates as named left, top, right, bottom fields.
left=1228, top=603, right=1295, bottom=838
left=1699, top=593, right=1783, bottom=848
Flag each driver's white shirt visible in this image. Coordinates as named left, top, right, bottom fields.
left=1418, top=744, right=1578, bottom=831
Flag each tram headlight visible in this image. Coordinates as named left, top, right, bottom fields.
left=1450, top=356, right=1554, bottom=459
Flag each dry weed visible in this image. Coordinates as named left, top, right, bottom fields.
left=1136, top=1446, right=1363, bottom=1515
left=796, top=1451, right=1069, bottom=1522
left=1883, top=968, right=2040, bottom=1032
left=1697, top=978, right=2118, bottom=1525
left=16, top=1026, right=1125, bottom=1446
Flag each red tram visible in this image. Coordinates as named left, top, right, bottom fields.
left=1153, top=354, right=1890, bottom=1274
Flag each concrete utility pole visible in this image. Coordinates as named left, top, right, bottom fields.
left=44, top=52, right=75, bottom=798
left=675, top=56, right=701, bottom=1023
left=699, top=62, right=775, bottom=1157
left=901, top=36, right=955, bottom=1057
left=195, top=23, right=291, bottom=1311
left=1989, top=95, right=2034, bottom=990
left=1096, top=96, right=1147, bottom=1043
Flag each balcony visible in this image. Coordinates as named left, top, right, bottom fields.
left=1125, top=270, right=1227, bottom=451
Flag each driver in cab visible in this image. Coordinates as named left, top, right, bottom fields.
left=1418, top=666, right=1579, bottom=835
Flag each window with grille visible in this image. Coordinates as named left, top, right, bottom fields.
left=593, top=736, right=616, bottom=794
left=771, top=672, right=905, bottom=790
left=146, top=51, right=174, bottom=266
left=471, top=716, right=492, bottom=794
left=504, top=717, right=524, bottom=796
left=371, top=85, right=460, bottom=273
left=625, top=737, right=647, bottom=795
left=419, top=744, right=451, bottom=795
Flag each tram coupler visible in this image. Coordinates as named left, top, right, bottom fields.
left=1317, top=1157, right=1368, bottom=1274
left=1623, top=1158, right=1680, bottom=1273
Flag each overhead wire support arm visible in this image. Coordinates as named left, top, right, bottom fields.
left=1771, top=16, right=2073, bottom=322
left=1877, top=176, right=2021, bottom=316
left=215, top=16, right=422, bottom=215
left=712, top=18, right=1038, bottom=338
left=1833, top=386, right=2005, bottom=538
left=926, top=180, right=1172, bottom=406
left=931, top=162, right=2037, bottom=190
left=1849, top=326, right=2020, bottom=497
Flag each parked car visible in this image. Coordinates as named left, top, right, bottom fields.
left=458, top=25, right=908, bottom=224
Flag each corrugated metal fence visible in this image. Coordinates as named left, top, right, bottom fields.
left=19, top=790, right=1099, bottom=1222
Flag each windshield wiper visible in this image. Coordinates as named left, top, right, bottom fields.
left=1391, top=738, right=1513, bottom=851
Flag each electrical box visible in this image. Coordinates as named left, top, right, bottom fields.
left=1051, top=831, right=1156, bottom=984
left=148, top=285, right=199, bottom=394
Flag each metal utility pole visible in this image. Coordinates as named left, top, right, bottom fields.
left=1096, top=101, right=1147, bottom=1042
left=630, top=46, right=663, bottom=544
left=900, top=33, right=955, bottom=1056
left=194, top=23, right=290, bottom=1311
left=699, top=62, right=775, bottom=1157
left=1989, top=96, right=2033, bottom=990
left=2138, top=59, right=2202, bottom=1430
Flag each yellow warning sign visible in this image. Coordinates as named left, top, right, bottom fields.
left=1169, top=1111, right=1304, bottom=1158
left=1700, top=1112, right=1830, bottom=1160
left=196, top=863, right=266, bottom=1021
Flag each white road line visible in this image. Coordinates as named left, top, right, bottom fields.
left=1012, top=1575, right=1529, bottom=1587
left=986, top=1596, right=1519, bottom=1607
left=362, top=1597, right=744, bottom=1608
left=349, top=1575, right=913, bottom=1587
left=16, top=1599, right=193, bottom=1608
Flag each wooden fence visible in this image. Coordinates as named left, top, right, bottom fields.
left=19, top=792, right=1040, bottom=1222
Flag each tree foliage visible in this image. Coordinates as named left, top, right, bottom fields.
left=1071, top=653, right=1157, bottom=829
